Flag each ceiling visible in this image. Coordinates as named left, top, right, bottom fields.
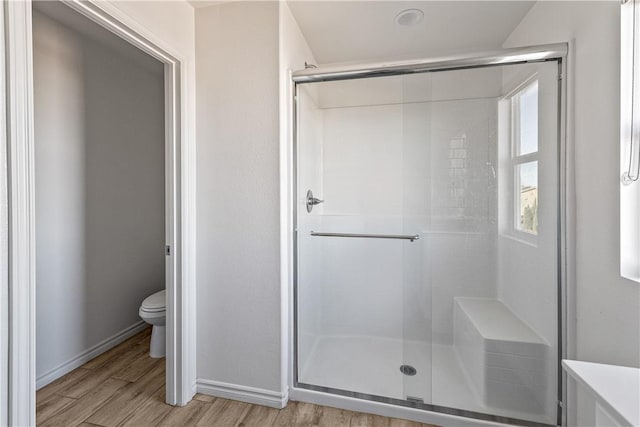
left=287, top=1, right=535, bottom=65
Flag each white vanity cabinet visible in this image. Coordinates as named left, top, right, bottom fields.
left=563, top=360, right=639, bottom=427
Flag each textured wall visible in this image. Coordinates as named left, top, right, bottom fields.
left=195, top=1, right=283, bottom=391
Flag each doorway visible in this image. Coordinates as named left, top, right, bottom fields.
left=1, top=1, right=191, bottom=424
left=33, top=0, right=166, bottom=392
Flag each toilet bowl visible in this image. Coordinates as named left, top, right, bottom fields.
left=139, top=290, right=166, bottom=358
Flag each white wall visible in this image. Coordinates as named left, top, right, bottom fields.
left=33, top=9, right=165, bottom=381
left=195, top=1, right=283, bottom=393
left=504, top=0, right=640, bottom=370
left=194, top=0, right=317, bottom=401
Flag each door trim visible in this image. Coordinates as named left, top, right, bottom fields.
left=2, top=1, right=195, bottom=424
left=3, top=3, right=35, bottom=425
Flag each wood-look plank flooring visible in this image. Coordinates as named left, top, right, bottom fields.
left=37, top=328, right=438, bottom=426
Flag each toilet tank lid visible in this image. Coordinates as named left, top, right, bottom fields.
left=141, top=290, right=165, bottom=311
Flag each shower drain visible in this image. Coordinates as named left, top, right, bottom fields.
left=399, top=365, right=417, bottom=376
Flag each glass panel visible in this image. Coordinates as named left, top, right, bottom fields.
left=297, top=222, right=412, bottom=399
left=429, top=62, right=558, bottom=424
left=296, top=60, right=559, bottom=426
left=517, top=81, right=539, bottom=156
left=401, top=78, right=432, bottom=403
left=296, top=78, right=413, bottom=400
left=516, top=161, right=539, bottom=234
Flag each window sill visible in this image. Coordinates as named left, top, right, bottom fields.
left=499, top=232, right=538, bottom=248
left=621, top=272, right=640, bottom=284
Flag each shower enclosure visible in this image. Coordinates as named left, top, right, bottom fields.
left=293, top=45, right=566, bottom=426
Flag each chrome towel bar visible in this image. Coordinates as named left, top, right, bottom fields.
left=310, top=231, right=420, bottom=242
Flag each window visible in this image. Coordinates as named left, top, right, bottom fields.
left=510, top=80, right=539, bottom=237
left=621, top=0, right=640, bottom=282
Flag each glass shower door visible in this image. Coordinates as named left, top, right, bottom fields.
left=296, top=77, right=424, bottom=401
left=295, top=59, right=560, bottom=426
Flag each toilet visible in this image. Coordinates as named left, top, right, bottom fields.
left=139, top=290, right=166, bottom=358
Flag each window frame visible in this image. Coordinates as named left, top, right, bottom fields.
left=506, top=76, right=540, bottom=244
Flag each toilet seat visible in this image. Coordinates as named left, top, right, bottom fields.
left=140, top=290, right=165, bottom=313
left=139, top=290, right=166, bottom=358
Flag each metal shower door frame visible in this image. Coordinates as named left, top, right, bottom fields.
left=291, top=43, right=569, bottom=427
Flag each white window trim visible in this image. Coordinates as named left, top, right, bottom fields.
left=502, top=76, right=539, bottom=246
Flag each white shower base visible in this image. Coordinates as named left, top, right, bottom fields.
left=299, top=335, right=553, bottom=425
left=300, top=335, right=431, bottom=401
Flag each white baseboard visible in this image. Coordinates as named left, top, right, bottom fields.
left=36, top=321, right=148, bottom=390
left=196, top=379, right=288, bottom=409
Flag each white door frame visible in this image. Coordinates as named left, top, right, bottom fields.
left=2, top=1, right=194, bottom=424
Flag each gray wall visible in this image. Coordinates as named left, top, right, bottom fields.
left=195, top=2, right=282, bottom=391
left=33, top=9, right=165, bottom=381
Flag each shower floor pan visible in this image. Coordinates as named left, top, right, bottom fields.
left=299, top=335, right=554, bottom=425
